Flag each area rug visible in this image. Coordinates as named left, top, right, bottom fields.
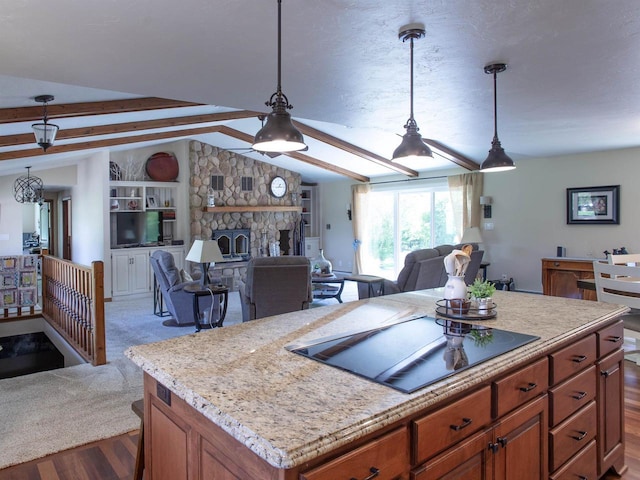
left=0, top=282, right=356, bottom=469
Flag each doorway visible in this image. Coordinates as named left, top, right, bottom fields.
left=62, top=198, right=72, bottom=260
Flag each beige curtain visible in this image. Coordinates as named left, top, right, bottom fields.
left=448, top=172, right=483, bottom=236
left=351, top=183, right=370, bottom=274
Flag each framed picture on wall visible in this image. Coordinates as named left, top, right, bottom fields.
left=567, top=185, right=620, bottom=224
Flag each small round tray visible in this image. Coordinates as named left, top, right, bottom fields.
left=435, top=299, right=497, bottom=320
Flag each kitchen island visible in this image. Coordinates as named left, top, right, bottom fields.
left=126, top=289, right=627, bottom=479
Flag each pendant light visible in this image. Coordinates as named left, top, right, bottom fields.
left=480, top=64, right=515, bottom=172
left=392, top=26, right=432, bottom=162
left=252, top=0, right=306, bottom=153
left=14, top=166, right=44, bottom=204
left=32, top=95, right=59, bottom=152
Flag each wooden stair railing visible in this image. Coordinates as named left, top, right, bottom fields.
left=41, top=256, right=106, bottom=366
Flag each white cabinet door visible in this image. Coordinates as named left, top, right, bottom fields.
left=130, top=250, right=150, bottom=294
left=112, top=251, right=132, bottom=296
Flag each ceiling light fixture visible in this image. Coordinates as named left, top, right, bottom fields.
left=480, top=64, right=515, bottom=172
left=392, top=25, right=432, bottom=162
left=14, top=166, right=44, bottom=204
left=252, top=0, right=306, bottom=153
left=32, top=95, right=59, bottom=152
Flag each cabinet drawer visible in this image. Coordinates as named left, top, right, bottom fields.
left=597, top=320, right=624, bottom=358
left=300, top=427, right=408, bottom=480
left=549, top=401, right=597, bottom=472
left=549, top=334, right=596, bottom=385
left=493, top=357, right=548, bottom=418
left=413, top=386, right=491, bottom=464
left=550, top=439, right=596, bottom=480
left=549, top=365, right=596, bottom=426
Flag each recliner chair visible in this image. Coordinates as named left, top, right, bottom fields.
left=150, top=250, right=217, bottom=326
left=238, top=256, right=312, bottom=322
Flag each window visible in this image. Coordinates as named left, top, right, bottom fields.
left=361, top=182, right=458, bottom=279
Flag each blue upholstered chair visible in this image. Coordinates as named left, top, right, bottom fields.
left=150, top=250, right=217, bottom=326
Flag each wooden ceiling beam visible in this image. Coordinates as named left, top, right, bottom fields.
left=0, top=97, right=203, bottom=124
left=217, top=126, right=370, bottom=183
left=423, top=138, right=480, bottom=170
left=0, top=125, right=228, bottom=161
left=293, top=121, right=419, bottom=177
left=0, top=110, right=261, bottom=148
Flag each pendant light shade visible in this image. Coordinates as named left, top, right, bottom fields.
left=253, top=0, right=306, bottom=153
left=14, top=166, right=44, bottom=204
left=480, top=64, right=515, bottom=172
left=392, top=26, right=432, bottom=162
left=32, top=95, right=59, bottom=152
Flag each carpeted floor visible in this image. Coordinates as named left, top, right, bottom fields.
left=0, top=281, right=357, bottom=470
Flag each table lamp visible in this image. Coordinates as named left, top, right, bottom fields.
left=185, top=239, right=224, bottom=286
left=461, top=227, right=483, bottom=246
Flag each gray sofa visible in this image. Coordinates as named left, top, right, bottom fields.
left=238, top=256, right=313, bottom=322
left=356, top=244, right=484, bottom=299
left=150, top=250, right=217, bottom=326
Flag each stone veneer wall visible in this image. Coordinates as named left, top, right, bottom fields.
left=189, top=140, right=304, bottom=283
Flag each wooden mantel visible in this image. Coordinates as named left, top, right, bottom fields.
left=202, top=206, right=302, bottom=213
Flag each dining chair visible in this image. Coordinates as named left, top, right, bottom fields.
left=593, top=260, right=640, bottom=364
left=608, top=253, right=640, bottom=266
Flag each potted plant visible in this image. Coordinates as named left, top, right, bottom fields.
left=468, top=278, right=496, bottom=314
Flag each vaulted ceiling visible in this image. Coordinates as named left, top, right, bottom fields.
left=0, top=0, right=638, bottom=183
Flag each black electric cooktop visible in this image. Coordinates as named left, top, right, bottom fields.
left=286, top=316, right=539, bottom=393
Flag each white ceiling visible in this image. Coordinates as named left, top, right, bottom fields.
left=0, top=0, right=638, bottom=182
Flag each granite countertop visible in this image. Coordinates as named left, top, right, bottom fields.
left=125, top=289, right=626, bottom=470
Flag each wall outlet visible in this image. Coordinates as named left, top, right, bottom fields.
left=501, top=274, right=509, bottom=281
left=484, top=222, right=494, bottom=231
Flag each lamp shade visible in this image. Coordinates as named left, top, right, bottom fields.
left=32, top=122, right=59, bottom=151
left=252, top=98, right=306, bottom=153
left=186, top=240, right=224, bottom=264
left=392, top=124, right=433, bottom=162
left=461, top=227, right=483, bottom=245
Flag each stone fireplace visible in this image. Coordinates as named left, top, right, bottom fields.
left=212, top=228, right=251, bottom=261
left=189, top=140, right=305, bottom=288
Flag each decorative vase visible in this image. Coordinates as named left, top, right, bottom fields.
left=314, top=249, right=333, bottom=275
left=444, top=274, right=467, bottom=300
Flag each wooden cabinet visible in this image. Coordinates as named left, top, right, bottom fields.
left=597, top=347, right=625, bottom=476
left=541, top=258, right=597, bottom=300
left=546, top=320, right=625, bottom=479
left=111, top=249, right=150, bottom=296
left=300, top=428, right=409, bottom=480
left=141, top=320, right=625, bottom=480
left=413, top=389, right=547, bottom=480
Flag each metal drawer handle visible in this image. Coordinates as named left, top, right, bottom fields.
left=572, top=355, right=588, bottom=363
left=450, top=418, right=472, bottom=431
left=350, top=467, right=379, bottom=480
left=572, top=430, right=587, bottom=441
left=572, top=391, right=587, bottom=400
left=608, top=335, right=622, bottom=343
left=519, top=382, right=537, bottom=392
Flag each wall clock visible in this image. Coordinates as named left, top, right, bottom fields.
left=270, top=176, right=287, bottom=198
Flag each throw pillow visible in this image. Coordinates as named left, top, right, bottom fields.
left=180, top=269, right=193, bottom=283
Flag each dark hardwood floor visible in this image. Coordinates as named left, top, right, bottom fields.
left=1, top=362, right=639, bottom=480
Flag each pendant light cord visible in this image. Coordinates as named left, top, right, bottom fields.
left=409, top=35, right=415, bottom=123
left=492, top=69, right=498, bottom=141
left=276, top=0, right=282, bottom=98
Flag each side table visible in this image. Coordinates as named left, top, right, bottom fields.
left=344, top=274, right=385, bottom=298
left=311, top=274, right=345, bottom=303
left=183, top=283, right=229, bottom=332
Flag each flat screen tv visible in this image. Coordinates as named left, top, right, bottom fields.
left=110, top=211, right=163, bottom=248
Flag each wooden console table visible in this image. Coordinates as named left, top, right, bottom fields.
left=541, top=257, right=597, bottom=301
